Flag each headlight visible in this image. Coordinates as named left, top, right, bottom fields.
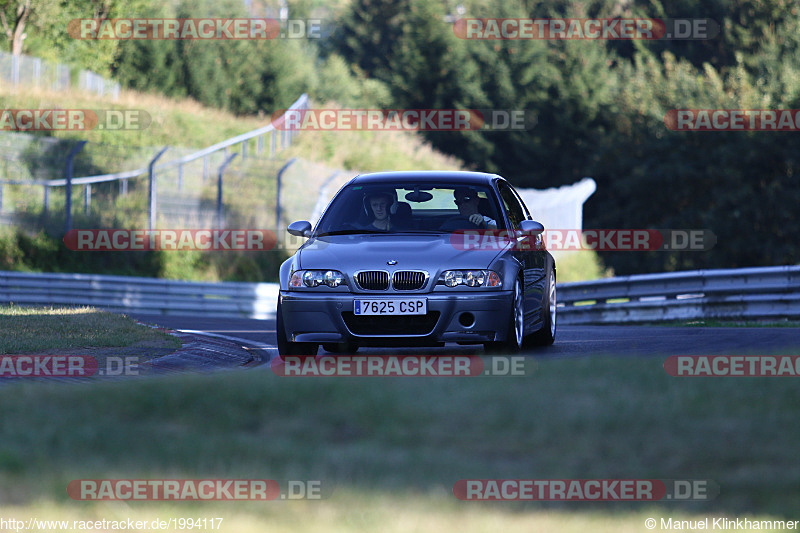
left=439, top=270, right=501, bottom=288
left=290, top=270, right=345, bottom=288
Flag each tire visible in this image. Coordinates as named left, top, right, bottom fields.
left=528, top=265, right=556, bottom=346
left=276, top=300, right=318, bottom=361
left=484, top=277, right=524, bottom=353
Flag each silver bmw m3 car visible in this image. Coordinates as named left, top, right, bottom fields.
left=277, top=171, right=556, bottom=358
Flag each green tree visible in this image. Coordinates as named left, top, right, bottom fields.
left=112, top=0, right=318, bottom=114
left=2, top=0, right=151, bottom=74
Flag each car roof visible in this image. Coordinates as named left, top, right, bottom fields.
left=350, top=170, right=502, bottom=186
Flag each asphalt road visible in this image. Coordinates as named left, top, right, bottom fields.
left=128, top=314, right=800, bottom=359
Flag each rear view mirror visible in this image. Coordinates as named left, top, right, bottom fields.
left=405, top=190, right=433, bottom=203
left=287, top=220, right=312, bottom=237
left=520, top=220, right=545, bottom=232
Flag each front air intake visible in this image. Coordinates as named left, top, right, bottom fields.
left=392, top=270, right=427, bottom=291
left=355, top=270, right=390, bottom=290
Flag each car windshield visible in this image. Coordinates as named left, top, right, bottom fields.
left=314, top=182, right=504, bottom=235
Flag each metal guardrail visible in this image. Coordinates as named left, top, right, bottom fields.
left=558, top=265, right=800, bottom=324
left=1, top=266, right=798, bottom=323
left=0, top=271, right=278, bottom=319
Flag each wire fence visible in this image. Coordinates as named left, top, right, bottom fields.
left=0, top=50, right=119, bottom=98
left=0, top=137, right=285, bottom=231
left=0, top=94, right=329, bottom=233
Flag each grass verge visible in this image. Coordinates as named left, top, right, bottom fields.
left=0, top=354, right=798, bottom=529
left=552, top=250, right=613, bottom=282
left=0, top=304, right=180, bottom=355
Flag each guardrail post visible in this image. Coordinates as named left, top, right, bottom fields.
left=257, top=135, right=264, bottom=155
left=65, top=140, right=87, bottom=232
left=203, top=155, right=209, bottom=181
left=121, top=178, right=128, bottom=196
left=217, top=153, right=238, bottom=228
left=43, top=186, right=49, bottom=218
left=84, top=185, right=91, bottom=214
left=148, top=147, right=169, bottom=231
left=271, top=130, right=276, bottom=158
left=275, top=157, right=297, bottom=241
left=177, top=163, right=183, bottom=191
left=242, top=140, right=248, bottom=160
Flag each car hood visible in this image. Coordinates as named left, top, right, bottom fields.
left=297, top=233, right=507, bottom=272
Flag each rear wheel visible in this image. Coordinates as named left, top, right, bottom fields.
left=276, top=300, right=318, bottom=361
left=528, top=265, right=556, bottom=346
left=484, top=278, right=524, bottom=353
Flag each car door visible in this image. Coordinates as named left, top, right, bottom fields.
left=496, top=180, right=546, bottom=330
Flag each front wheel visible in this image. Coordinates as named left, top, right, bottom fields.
left=528, top=266, right=556, bottom=346
left=484, top=278, right=524, bottom=353
left=276, top=300, right=318, bottom=361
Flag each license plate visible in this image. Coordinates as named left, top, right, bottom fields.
left=354, top=299, right=427, bottom=315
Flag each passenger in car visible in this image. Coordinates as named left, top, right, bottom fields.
left=441, top=187, right=498, bottom=230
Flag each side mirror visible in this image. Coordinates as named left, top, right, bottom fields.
left=520, top=220, right=545, bottom=232
left=287, top=220, right=312, bottom=237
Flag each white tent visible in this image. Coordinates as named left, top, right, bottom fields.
left=517, top=177, right=596, bottom=230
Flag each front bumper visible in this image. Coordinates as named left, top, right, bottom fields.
left=279, top=291, right=514, bottom=346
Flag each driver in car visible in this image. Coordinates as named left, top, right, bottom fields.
left=442, top=187, right=497, bottom=230
left=362, top=191, right=397, bottom=230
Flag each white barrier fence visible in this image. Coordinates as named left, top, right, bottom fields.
left=1, top=266, right=798, bottom=324
left=517, top=177, right=596, bottom=232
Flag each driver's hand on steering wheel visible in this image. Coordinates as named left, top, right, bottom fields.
left=468, top=214, right=484, bottom=226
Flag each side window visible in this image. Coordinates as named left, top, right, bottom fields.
left=498, top=182, right=525, bottom=230
left=508, top=184, right=532, bottom=220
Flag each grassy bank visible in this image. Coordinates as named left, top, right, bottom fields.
left=0, top=85, right=267, bottom=149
